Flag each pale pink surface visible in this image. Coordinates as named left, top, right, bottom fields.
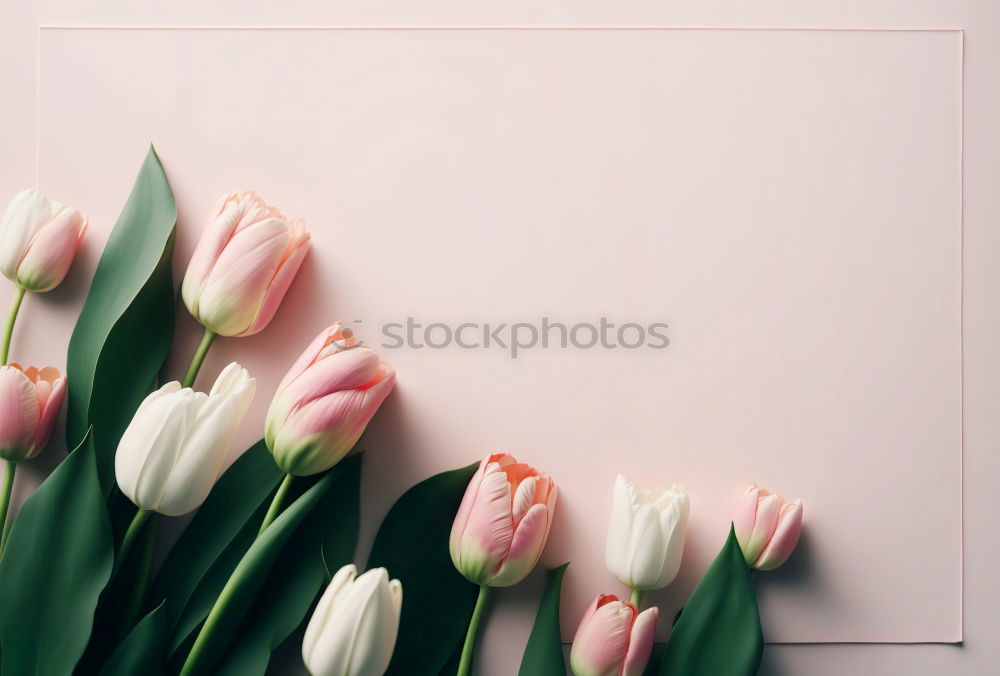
left=23, top=21, right=968, bottom=660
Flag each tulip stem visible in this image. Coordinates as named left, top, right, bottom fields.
left=258, top=473, right=294, bottom=537
left=0, top=286, right=26, bottom=365
left=0, top=461, right=16, bottom=554
left=182, top=327, right=217, bottom=388
left=630, top=588, right=644, bottom=607
left=457, top=585, right=490, bottom=676
left=115, top=508, right=152, bottom=576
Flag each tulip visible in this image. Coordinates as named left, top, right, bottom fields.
left=734, top=483, right=803, bottom=571
left=265, top=323, right=395, bottom=476
left=450, top=453, right=558, bottom=588
left=0, top=189, right=86, bottom=293
left=115, top=362, right=255, bottom=516
left=0, top=363, right=66, bottom=463
left=606, top=474, right=689, bottom=594
left=570, top=594, right=658, bottom=676
left=302, top=564, right=403, bottom=676
left=181, top=191, right=310, bottom=337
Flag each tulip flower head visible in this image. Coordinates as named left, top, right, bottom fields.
left=570, top=593, right=657, bottom=676
left=0, top=189, right=86, bottom=292
left=450, top=453, right=557, bottom=587
left=606, top=474, right=689, bottom=591
left=115, top=362, right=255, bottom=516
left=0, top=364, right=66, bottom=462
left=302, top=564, right=402, bottom=676
left=734, top=483, right=803, bottom=571
left=181, top=191, right=310, bottom=337
left=265, top=324, right=395, bottom=476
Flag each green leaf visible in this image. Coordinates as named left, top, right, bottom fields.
left=214, top=455, right=362, bottom=675
left=659, top=526, right=763, bottom=676
left=151, top=441, right=283, bottom=636
left=367, top=462, right=480, bottom=676
left=0, top=434, right=113, bottom=675
left=66, top=145, right=177, bottom=493
left=100, top=604, right=167, bottom=676
left=178, top=460, right=357, bottom=675
left=519, top=563, right=569, bottom=676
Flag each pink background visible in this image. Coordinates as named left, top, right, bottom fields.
left=2, top=2, right=999, bottom=675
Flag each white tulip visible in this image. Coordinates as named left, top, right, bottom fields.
left=605, top=473, right=690, bottom=591
left=303, top=565, right=403, bottom=676
left=114, top=362, right=255, bottom=516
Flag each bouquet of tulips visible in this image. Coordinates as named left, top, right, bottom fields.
left=0, top=147, right=805, bottom=676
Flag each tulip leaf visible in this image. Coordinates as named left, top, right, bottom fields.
left=66, top=145, right=177, bottom=493
left=0, top=434, right=113, bottom=675
left=519, top=563, right=569, bottom=676
left=659, top=526, right=763, bottom=676
left=100, top=603, right=167, bottom=676
left=176, top=459, right=358, bottom=675
left=213, top=454, right=362, bottom=675
left=151, top=440, right=283, bottom=636
left=367, top=461, right=480, bottom=676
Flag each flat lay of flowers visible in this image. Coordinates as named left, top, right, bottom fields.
left=0, top=148, right=804, bottom=676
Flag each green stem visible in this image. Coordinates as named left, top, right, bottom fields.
left=1, top=286, right=26, bottom=364
left=0, top=461, right=16, bottom=554
left=114, top=508, right=152, bottom=576
left=630, top=588, right=644, bottom=608
left=181, top=559, right=244, bottom=675
left=457, top=585, right=491, bottom=676
left=119, top=516, right=160, bottom=637
left=181, top=327, right=217, bottom=388
left=257, top=474, right=294, bottom=537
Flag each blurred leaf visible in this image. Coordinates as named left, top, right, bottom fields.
left=66, top=145, right=177, bottom=493
left=0, top=433, right=113, bottom=675
left=519, top=563, right=569, bottom=676
left=152, top=441, right=283, bottom=637
left=367, top=462, right=480, bottom=676
left=214, top=455, right=362, bottom=675
left=177, top=460, right=356, bottom=675
left=100, top=604, right=166, bottom=676
left=659, top=526, right=763, bottom=676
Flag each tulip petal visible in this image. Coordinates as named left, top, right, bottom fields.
left=239, top=226, right=310, bottom=336
left=15, top=206, right=86, bottom=292
left=622, top=607, right=659, bottom=676
left=0, top=190, right=50, bottom=280
left=279, top=347, right=383, bottom=411
left=30, top=374, right=65, bottom=456
left=754, top=500, right=804, bottom=571
left=734, top=484, right=760, bottom=554
left=652, top=492, right=689, bottom=588
left=0, top=366, right=40, bottom=461
left=452, top=460, right=514, bottom=585
left=743, top=493, right=781, bottom=565
left=489, top=502, right=548, bottom=587
left=570, top=596, right=633, bottom=676
left=302, top=564, right=358, bottom=672
left=181, top=193, right=245, bottom=315
left=626, top=503, right=665, bottom=591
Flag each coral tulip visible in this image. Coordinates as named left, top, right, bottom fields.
left=0, top=189, right=86, bottom=292
left=734, top=483, right=803, bottom=571
left=450, top=453, right=557, bottom=587
left=265, top=324, right=395, bottom=476
left=570, top=594, right=658, bottom=676
left=0, top=364, right=66, bottom=462
left=181, top=191, right=310, bottom=337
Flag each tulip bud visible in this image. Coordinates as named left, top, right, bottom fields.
left=302, top=564, right=402, bottom=676
left=605, top=474, right=689, bottom=591
left=265, top=324, right=395, bottom=476
left=450, top=453, right=557, bottom=587
left=114, top=363, right=255, bottom=516
left=181, top=191, right=310, bottom=337
left=0, top=364, right=66, bottom=462
left=569, top=594, right=657, bottom=676
left=0, top=189, right=86, bottom=292
left=734, top=483, right=803, bottom=571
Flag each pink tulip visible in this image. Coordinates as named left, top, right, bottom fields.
left=569, top=594, right=657, bottom=676
left=181, top=191, right=310, bottom=337
left=0, top=363, right=66, bottom=462
left=265, top=324, right=395, bottom=476
left=0, top=189, right=86, bottom=292
left=734, top=483, right=803, bottom=571
left=449, top=453, right=557, bottom=587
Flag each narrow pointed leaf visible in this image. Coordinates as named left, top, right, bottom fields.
left=100, top=604, right=167, bottom=676
left=519, top=563, right=569, bottom=676
left=367, top=462, right=480, bottom=676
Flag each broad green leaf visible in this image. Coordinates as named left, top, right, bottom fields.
left=367, top=462, right=480, bottom=676
left=177, top=461, right=355, bottom=675
left=100, top=604, right=167, bottom=676
left=659, top=526, right=763, bottom=676
left=519, top=563, right=569, bottom=676
left=0, top=435, right=113, bottom=675
left=152, top=441, right=283, bottom=636
left=66, top=145, right=177, bottom=492
left=215, top=455, right=362, bottom=675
